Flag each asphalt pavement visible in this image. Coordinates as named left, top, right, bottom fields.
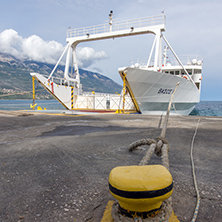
left=0, top=111, right=221, bottom=222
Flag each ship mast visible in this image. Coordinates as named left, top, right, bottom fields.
left=47, top=12, right=166, bottom=94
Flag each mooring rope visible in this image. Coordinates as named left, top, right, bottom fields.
left=127, top=118, right=201, bottom=222
left=112, top=199, right=173, bottom=222
left=111, top=83, right=183, bottom=221
left=125, top=136, right=173, bottom=222
left=170, top=95, right=201, bottom=221
left=112, top=83, right=181, bottom=222
left=128, top=138, right=157, bottom=166
left=139, top=143, right=156, bottom=166
left=128, top=137, right=170, bottom=170
left=190, top=118, right=201, bottom=222
left=171, top=102, right=201, bottom=222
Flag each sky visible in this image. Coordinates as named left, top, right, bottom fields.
left=0, top=0, right=222, bottom=101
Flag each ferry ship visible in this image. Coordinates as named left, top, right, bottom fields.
left=118, top=52, right=202, bottom=115
left=30, top=12, right=202, bottom=115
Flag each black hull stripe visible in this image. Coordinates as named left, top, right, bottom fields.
left=109, top=182, right=173, bottom=199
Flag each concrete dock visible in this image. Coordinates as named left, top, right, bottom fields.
left=0, top=111, right=221, bottom=222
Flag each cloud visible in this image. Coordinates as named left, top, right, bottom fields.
left=0, top=29, right=108, bottom=67
left=22, top=35, right=64, bottom=64
left=0, top=29, right=64, bottom=63
left=76, top=47, right=108, bottom=68
left=0, top=29, right=23, bottom=58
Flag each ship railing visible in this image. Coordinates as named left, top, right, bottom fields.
left=67, top=14, right=165, bottom=38
left=83, top=92, right=120, bottom=96
left=130, top=55, right=203, bottom=68
left=76, top=92, right=134, bottom=110
left=47, top=75, right=82, bottom=89
left=165, top=55, right=203, bottom=66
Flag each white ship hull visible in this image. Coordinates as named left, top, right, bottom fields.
left=119, top=67, right=200, bottom=115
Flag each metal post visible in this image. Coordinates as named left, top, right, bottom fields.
left=48, top=44, right=69, bottom=81
left=154, top=30, right=161, bottom=71
left=71, top=87, right=74, bottom=110
left=147, top=36, right=157, bottom=67
left=122, top=72, right=126, bottom=113
left=72, top=44, right=80, bottom=89
left=162, top=35, right=195, bottom=84
left=32, top=77, right=36, bottom=110
left=64, top=45, right=71, bottom=80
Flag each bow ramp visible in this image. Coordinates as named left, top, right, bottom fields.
left=30, top=13, right=165, bottom=112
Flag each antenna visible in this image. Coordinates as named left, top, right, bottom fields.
left=109, top=10, right=113, bottom=31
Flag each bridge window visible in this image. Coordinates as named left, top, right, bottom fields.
left=194, top=69, right=201, bottom=74
left=188, top=69, right=192, bottom=75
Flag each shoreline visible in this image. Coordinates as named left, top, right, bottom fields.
left=1, top=100, right=222, bottom=117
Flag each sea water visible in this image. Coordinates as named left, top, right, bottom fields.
left=0, top=100, right=222, bottom=116
left=189, top=101, right=222, bottom=117
left=0, top=100, right=65, bottom=111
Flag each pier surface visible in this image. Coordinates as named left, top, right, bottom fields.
left=0, top=111, right=221, bottom=222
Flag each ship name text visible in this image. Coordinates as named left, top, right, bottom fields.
left=157, top=88, right=173, bottom=94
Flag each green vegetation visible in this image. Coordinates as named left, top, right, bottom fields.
left=0, top=53, right=122, bottom=99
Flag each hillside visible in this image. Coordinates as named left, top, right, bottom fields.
left=0, top=53, right=122, bottom=99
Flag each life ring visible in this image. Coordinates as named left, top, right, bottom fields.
left=183, top=76, right=188, bottom=79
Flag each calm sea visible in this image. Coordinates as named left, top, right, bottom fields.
left=189, top=101, right=222, bottom=117
left=0, top=100, right=221, bottom=116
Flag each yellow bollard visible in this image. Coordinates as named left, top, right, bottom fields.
left=109, top=165, right=173, bottom=214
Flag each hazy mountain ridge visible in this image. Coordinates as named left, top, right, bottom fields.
left=0, top=53, right=122, bottom=99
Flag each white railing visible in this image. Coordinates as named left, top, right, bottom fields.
left=47, top=75, right=82, bottom=89
left=75, top=93, right=134, bottom=110
left=67, top=14, right=165, bottom=38
left=130, top=55, right=203, bottom=67
left=164, top=55, right=203, bottom=67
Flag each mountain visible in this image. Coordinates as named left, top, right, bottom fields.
left=0, top=53, right=122, bottom=99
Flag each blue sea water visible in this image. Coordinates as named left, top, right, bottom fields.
left=0, top=100, right=65, bottom=111
left=189, top=101, right=222, bottom=117
left=0, top=100, right=222, bottom=116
